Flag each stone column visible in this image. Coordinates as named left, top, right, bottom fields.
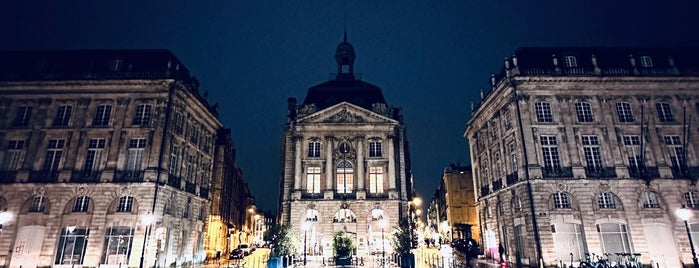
left=356, top=136, right=366, bottom=199
left=294, top=135, right=303, bottom=191
left=324, top=136, right=334, bottom=199
left=387, top=135, right=396, bottom=191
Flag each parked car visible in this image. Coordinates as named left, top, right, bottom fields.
left=238, top=243, right=252, bottom=256
left=230, top=249, right=244, bottom=259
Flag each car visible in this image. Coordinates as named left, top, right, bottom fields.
left=229, top=249, right=244, bottom=259
left=238, top=243, right=252, bottom=256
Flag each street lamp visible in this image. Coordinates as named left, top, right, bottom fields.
left=302, top=221, right=310, bottom=265
left=139, top=212, right=156, bottom=268
left=0, top=211, right=13, bottom=233
left=379, top=219, right=388, bottom=267
left=677, top=207, right=699, bottom=268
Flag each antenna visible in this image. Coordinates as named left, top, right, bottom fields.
left=343, top=0, right=348, bottom=38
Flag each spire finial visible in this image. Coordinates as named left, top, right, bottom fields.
left=344, top=28, right=348, bottom=43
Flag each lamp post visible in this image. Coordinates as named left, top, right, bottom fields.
left=139, top=212, right=156, bottom=268
left=677, top=207, right=699, bottom=268
left=379, top=219, right=388, bottom=267
left=303, top=221, right=310, bottom=265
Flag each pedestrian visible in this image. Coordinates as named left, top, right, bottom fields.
left=498, top=243, right=505, bottom=263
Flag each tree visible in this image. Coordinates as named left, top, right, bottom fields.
left=332, top=231, right=355, bottom=258
left=264, top=224, right=297, bottom=257
left=391, top=218, right=412, bottom=255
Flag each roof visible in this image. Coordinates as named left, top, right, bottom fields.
left=302, top=78, right=387, bottom=111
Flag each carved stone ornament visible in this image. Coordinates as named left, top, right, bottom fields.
left=374, top=202, right=381, bottom=210
left=308, top=203, right=316, bottom=210
left=324, top=108, right=365, bottom=123
left=77, top=186, right=87, bottom=196
left=119, top=186, right=131, bottom=196
left=556, top=183, right=567, bottom=192
left=598, top=183, right=610, bottom=193
left=341, top=201, right=349, bottom=209
left=34, top=186, right=46, bottom=196
left=299, top=104, right=317, bottom=114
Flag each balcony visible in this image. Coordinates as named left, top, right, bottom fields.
left=185, top=181, right=196, bottom=194
left=114, top=171, right=143, bottom=182
left=0, top=171, right=18, bottom=183
left=480, top=185, right=490, bottom=197
left=506, top=173, right=519, bottom=185
left=199, top=188, right=209, bottom=199
left=492, top=179, right=503, bottom=191
left=671, top=166, right=699, bottom=180
left=585, top=167, right=617, bottom=179
left=301, top=192, right=323, bottom=199
left=542, top=167, right=573, bottom=178
left=366, top=193, right=389, bottom=199
left=28, top=170, right=59, bottom=183
left=71, top=170, right=102, bottom=183
left=167, top=176, right=182, bottom=189
left=629, top=166, right=660, bottom=179
left=334, top=192, right=356, bottom=200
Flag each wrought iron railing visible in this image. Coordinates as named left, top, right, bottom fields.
left=506, top=173, right=519, bottom=184
left=114, top=171, right=143, bottom=182
left=185, top=181, right=196, bottom=194
left=585, top=167, right=617, bottom=179
left=492, top=179, right=503, bottom=191
left=301, top=192, right=323, bottom=199
left=542, top=167, right=573, bottom=178
left=28, top=170, right=59, bottom=183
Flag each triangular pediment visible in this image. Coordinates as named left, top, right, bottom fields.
left=298, top=102, right=398, bottom=124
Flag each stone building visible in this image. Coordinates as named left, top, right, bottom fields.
left=0, top=50, right=221, bottom=268
left=278, top=34, right=414, bottom=258
left=427, top=164, right=478, bottom=245
left=465, top=47, right=699, bottom=267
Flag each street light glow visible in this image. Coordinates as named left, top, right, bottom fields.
left=141, top=213, right=156, bottom=225
left=677, top=207, right=693, bottom=221
left=412, top=197, right=422, bottom=207
left=0, top=211, right=12, bottom=225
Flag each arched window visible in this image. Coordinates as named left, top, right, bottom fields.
left=333, top=209, right=356, bottom=223
left=73, top=196, right=91, bottom=212
left=116, top=196, right=133, bottom=212
left=370, top=209, right=384, bottom=221
left=306, top=209, right=319, bottom=222
left=336, top=160, right=354, bottom=194
left=552, top=192, right=571, bottom=209
left=641, top=191, right=660, bottom=208
left=597, top=192, right=616, bottom=209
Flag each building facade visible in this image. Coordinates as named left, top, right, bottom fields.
left=427, top=164, right=478, bottom=245
left=465, top=47, right=699, bottom=267
left=0, top=50, right=220, bottom=268
left=279, top=35, right=414, bottom=258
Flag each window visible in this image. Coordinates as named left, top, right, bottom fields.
left=308, top=141, right=321, bottom=157
left=336, top=160, right=354, bottom=194
left=371, top=209, right=384, bottom=221
left=84, top=138, right=106, bottom=177
left=102, top=227, right=134, bottom=264
left=490, top=122, right=498, bottom=139
left=184, top=197, right=191, bottom=218
left=306, top=209, right=319, bottom=221
left=553, top=192, right=571, bottom=209
left=116, top=196, right=133, bottom=212
left=639, top=56, right=653, bottom=67
left=333, top=209, right=356, bottom=223
left=575, top=102, right=594, bottom=123
left=111, top=57, right=125, bottom=71
left=504, top=111, right=512, bottom=130
left=132, top=104, right=152, bottom=126
left=92, top=104, right=112, bottom=126
left=53, top=105, right=73, bottom=126
left=29, top=195, right=46, bottom=212
left=185, top=154, right=194, bottom=182
left=616, top=102, right=635, bottom=123
left=623, top=136, right=643, bottom=171
left=685, top=192, right=699, bottom=208
left=509, top=142, right=518, bottom=173
left=369, top=141, right=382, bottom=157
left=540, top=136, right=561, bottom=171
left=339, top=142, right=351, bottom=154
left=169, top=145, right=179, bottom=176
left=12, top=106, right=33, bottom=127
left=125, top=139, right=146, bottom=177
left=73, top=196, right=91, bottom=212
left=514, top=225, right=527, bottom=258
left=564, top=56, right=577, bottom=67
left=641, top=192, right=660, bottom=208
left=552, top=223, right=587, bottom=265
left=2, top=140, right=25, bottom=172
left=174, top=112, right=184, bottom=134
left=43, top=139, right=65, bottom=176
left=535, top=102, right=553, bottom=123
left=512, top=196, right=522, bottom=212
left=369, top=166, right=384, bottom=194
left=189, top=123, right=199, bottom=143
left=665, top=135, right=686, bottom=171
left=597, top=223, right=632, bottom=254
left=597, top=192, right=616, bottom=209
left=656, top=102, right=674, bottom=122
left=582, top=135, right=603, bottom=171
left=55, top=227, right=89, bottom=265
left=494, top=153, right=502, bottom=179
left=306, top=166, right=321, bottom=193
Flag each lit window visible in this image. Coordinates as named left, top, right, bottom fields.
left=369, top=166, right=384, bottom=194
left=12, top=106, right=32, bottom=127
left=52, top=105, right=73, bottom=126
left=655, top=102, right=674, bottom=122
left=641, top=192, right=660, bottom=208
left=333, top=209, right=356, bottom=223
left=369, top=141, right=382, bottom=157
left=308, top=141, right=321, bottom=157
left=564, top=56, right=577, bottom=67
left=540, top=136, right=561, bottom=171
left=73, top=196, right=91, bottom=212
left=306, top=166, right=321, bottom=193
left=553, top=192, right=571, bottom=209
left=639, top=56, right=653, bottom=68
left=597, top=192, right=616, bottom=209
left=306, top=209, right=319, bottom=221
left=535, top=102, right=553, bottom=123
left=615, top=102, right=634, bottom=123
left=597, top=223, right=632, bottom=254
left=132, top=104, right=152, bottom=126
left=336, top=160, right=354, bottom=194
left=371, top=209, right=384, bottom=221
left=92, top=104, right=112, bottom=126
left=575, top=102, right=594, bottom=123
left=116, top=196, right=133, bottom=212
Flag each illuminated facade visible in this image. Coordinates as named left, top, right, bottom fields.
left=278, top=35, right=414, bottom=258
left=465, top=47, right=699, bottom=267
left=0, top=50, right=220, bottom=268
left=427, top=164, right=478, bottom=245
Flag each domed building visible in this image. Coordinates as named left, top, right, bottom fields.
left=278, top=33, right=415, bottom=258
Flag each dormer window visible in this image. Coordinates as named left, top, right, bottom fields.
left=639, top=56, right=653, bottom=67
left=111, top=57, right=125, bottom=71
left=564, top=56, right=577, bottom=67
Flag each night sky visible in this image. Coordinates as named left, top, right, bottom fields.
left=2, top=1, right=698, bottom=212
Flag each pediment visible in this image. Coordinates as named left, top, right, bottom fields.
left=298, top=102, right=398, bottom=124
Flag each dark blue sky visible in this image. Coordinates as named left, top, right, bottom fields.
left=2, top=1, right=698, bottom=212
